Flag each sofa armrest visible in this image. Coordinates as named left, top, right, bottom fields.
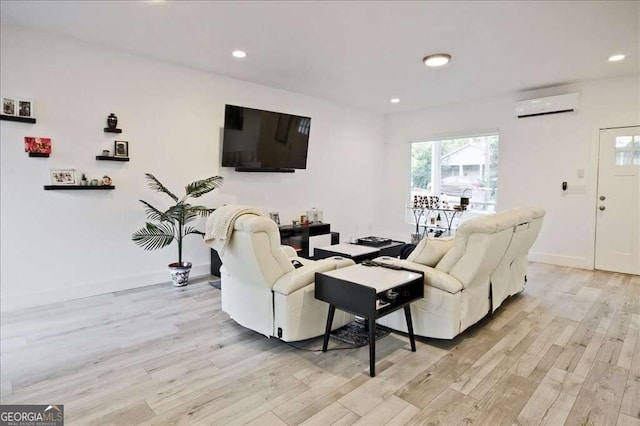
left=281, top=245, right=298, bottom=259
left=374, top=257, right=463, bottom=294
left=273, top=257, right=354, bottom=296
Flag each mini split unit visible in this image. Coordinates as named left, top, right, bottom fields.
left=515, top=93, right=579, bottom=118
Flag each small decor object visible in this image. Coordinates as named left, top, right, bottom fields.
left=269, top=212, right=281, bottom=225
left=106, top=113, right=118, bottom=129
left=300, top=215, right=308, bottom=225
left=131, top=173, right=224, bottom=287
left=2, top=97, right=16, bottom=115
left=50, top=169, right=76, bottom=185
left=292, top=219, right=300, bottom=227
left=90, top=179, right=99, bottom=186
left=24, top=137, right=51, bottom=155
left=18, top=100, right=33, bottom=118
left=357, top=236, right=392, bottom=247
left=114, top=140, right=128, bottom=158
left=307, top=207, right=323, bottom=223
left=102, top=175, right=112, bottom=185
left=102, top=149, right=110, bottom=156
left=80, top=174, right=88, bottom=186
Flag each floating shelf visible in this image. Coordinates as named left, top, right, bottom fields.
left=104, top=128, right=122, bottom=133
left=44, top=185, right=115, bottom=190
left=1, top=114, right=36, bottom=124
left=96, top=155, right=129, bottom=162
left=29, top=152, right=50, bottom=158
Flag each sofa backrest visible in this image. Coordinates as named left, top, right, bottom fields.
left=504, top=206, right=545, bottom=297
left=219, top=214, right=294, bottom=289
left=436, top=212, right=517, bottom=289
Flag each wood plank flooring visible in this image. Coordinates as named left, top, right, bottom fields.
left=1, top=263, right=639, bottom=425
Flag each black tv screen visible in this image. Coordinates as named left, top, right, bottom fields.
left=221, top=105, right=311, bottom=170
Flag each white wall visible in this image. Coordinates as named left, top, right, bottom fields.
left=0, top=25, right=385, bottom=311
left=379, top=74, right=640, bottom=269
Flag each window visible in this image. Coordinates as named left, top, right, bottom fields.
left=615, top=135, right=640, bottom=166
left=411, top=134, right=499, bottom=213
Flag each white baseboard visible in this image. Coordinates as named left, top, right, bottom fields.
left=1, top=263, right=211, bottom=312
left=529, top=252, right=593, bottom=270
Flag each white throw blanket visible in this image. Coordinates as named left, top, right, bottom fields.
left=204, top=205, right=263, bottom=254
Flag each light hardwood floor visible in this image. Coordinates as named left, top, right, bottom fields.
left=1, top=263, right=639, bottom=425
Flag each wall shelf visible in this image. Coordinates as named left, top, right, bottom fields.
left=1, top=114, right=36, bottom=124
left=44, top=185, right=115, bottom=190
left=96, top=155, right=129, bottom=162
left=103, top=128, right=122, bottom=133
left=29, top=152, right=50, bottom=158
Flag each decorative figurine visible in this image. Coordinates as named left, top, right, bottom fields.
left=106, top=113, right=118, bottom=130
left=80, top=174, right=88, bottom=186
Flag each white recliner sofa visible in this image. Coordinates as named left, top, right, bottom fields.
left=375, top=207, right=544, bottom=339
left=206, top=212, right=355, bottom=342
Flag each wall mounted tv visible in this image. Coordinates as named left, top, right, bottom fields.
left=221, top=104, right=312, bottom=172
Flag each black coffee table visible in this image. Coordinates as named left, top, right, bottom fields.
left=314, top=240, right=405, bottom=263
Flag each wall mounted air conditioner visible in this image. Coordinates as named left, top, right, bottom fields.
left=515, top=93, right=579, bottom=118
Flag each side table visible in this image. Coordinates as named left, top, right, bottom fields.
left=315, top=264, right=423, bottom=377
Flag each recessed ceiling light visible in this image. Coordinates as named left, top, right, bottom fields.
left=390, top=98, right=400, bottom=104
left=232, top=50, right=247, bottom=59
left=423, top=54, right=451, bottom=67
left=608, top=54, right=625, bottom=62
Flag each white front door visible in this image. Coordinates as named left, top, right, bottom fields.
left=595, top=127, right=640, bottom=275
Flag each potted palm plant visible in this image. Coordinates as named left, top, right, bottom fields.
left=132, top=173, right=223, bottom=287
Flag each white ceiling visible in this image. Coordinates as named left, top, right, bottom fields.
left=1, top=0, right=638, bottom=113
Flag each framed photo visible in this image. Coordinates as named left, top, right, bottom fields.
left=2, top=97, right=16, bottom=116
left=50, top=169, right=76, bottom=185
left=269, top=212, right=281, bottom=226
left=18, top=100, right=33, bottom=118
left=25, top=137, right=51, bottom=154
left=114, top=140, right=129, bottom=158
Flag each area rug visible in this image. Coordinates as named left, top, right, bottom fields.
left=330, top=318, right=390, bottom=347
left=209, top=279, right=221, bottom=290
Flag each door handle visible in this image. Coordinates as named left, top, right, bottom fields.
left=599, top=195, right=606, bottom=201
left=599, top=205, right=606, bottom=211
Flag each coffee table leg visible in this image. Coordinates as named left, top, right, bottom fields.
left=404, top=305, right=416, bottom=352
left=323, top=305, right=336, bottom=352
left=368, top=317, right=376, bottom=377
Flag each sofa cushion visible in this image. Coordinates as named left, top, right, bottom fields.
left=407, top=237, right=455, bottom=267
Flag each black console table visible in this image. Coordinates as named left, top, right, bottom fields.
left=210, top=222, right=338, bottom=276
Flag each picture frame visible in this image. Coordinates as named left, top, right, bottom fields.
left=2, top=97, right=16, bottom=116
left=18, top=100, right=33, bottom=118
left=269, top=212, right=281, bottom=226
left=114, top=140, right=129, bottom=158
left=24, top=137, right=51, bottom=154
left=50, top=169, right=76, bottom=185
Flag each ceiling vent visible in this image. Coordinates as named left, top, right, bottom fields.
left=516, top=93, right=579, bottom=118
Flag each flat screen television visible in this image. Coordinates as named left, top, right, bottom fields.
left=221, top=104, right=311, bottom=171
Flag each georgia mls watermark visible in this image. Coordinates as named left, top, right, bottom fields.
left=0, top=405, right=63, bottom=426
